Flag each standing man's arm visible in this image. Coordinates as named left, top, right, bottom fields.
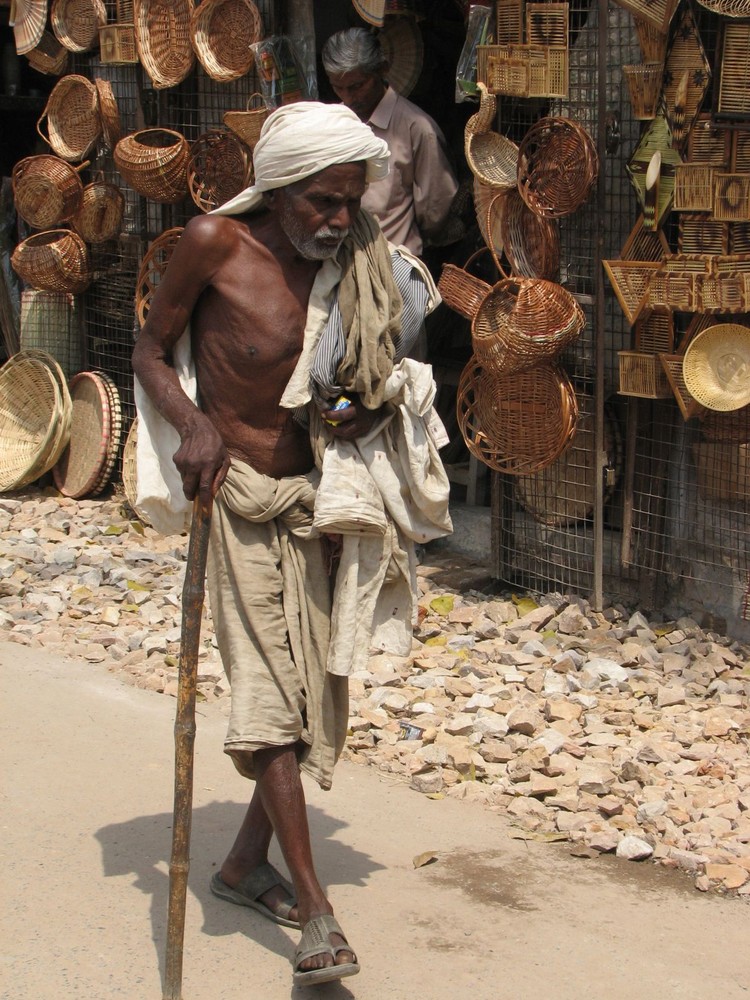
left=131, top=216, right=231, bottom=503
left=411, top=120, right=459, bottom=246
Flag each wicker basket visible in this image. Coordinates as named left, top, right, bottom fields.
left=437, top=248, right=495, bottom=321
left=223, top=93, right=269, bottom=150
left=122, top=417, right=142, bottom=513
left=464, top=84, right=519, bottom=190
left=114, top=129, right=190, bottom=204
left=618, top=351, right=672, bottom=398
left=135, top=227, right=184, bottom=327
left=72, top=177, right=125, bottom=243
left=456, top=358, right=578, bottom=475
left=658, top=353, right=705, bottom=420
left=52, top=370, right=113, bottom=498
left=623, top=63, right=664, bottom=120
left=634, top=309, right=674, bottom=354
left=683, top=323, right=750, bottom=411
left=95, top=78, right=122, bottom=149
left=472, top=277, right=585, bottom=374
left=51, top=0, right=107, bottom=53
left=26, top=31, right=69, bottom=75
left=191, top=0, right=264, bottom=82
left=603, top=259, right=661, bottom=324
left=134, top=0, right=195, bottom=89
left=37, top=75, right=102, bottom=163
left=496, top=188, right=560, bottom=280
left=17, top=349, right=73, bottom=481
left=90, top=370, right=123, bottom=495
left=518, top=116, right=599, bottom=219
left=11, top=229, right=92, bottom=294
left=98, top=24, right=138, bottom=64
left=187, top=129, right=253, bottom=213
left=12, top=155, right=85, bottom=230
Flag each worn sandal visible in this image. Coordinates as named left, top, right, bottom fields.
left=293, top=913, right=360, bottom=987
left=209, top=863, right=300, bottom=929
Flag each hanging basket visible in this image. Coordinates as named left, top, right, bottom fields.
left=187, top=129, right=253, bottom=213
left=190, top=0, right=264, bottom=82
left=471, top=276, right=585, bottom=373
left=465, top=84, right=519, bottom=190
left=134, top=0, right=195, bottom=89
left=114, top=129, right=190, bottom=204
left=623, top=63, right=665, bottom=120
left=12, top=155, right=85, bottom=230
left=94, top=78, right=123, bottom=149
left=134, top=227, right=185, bottom=327
left=493, top=188, right=561, bottom=280
left=72, top=176, right=125, bottom=243
left=456, top=358, right=579, bottom=475
left=438, top=248, right=496, bottom=321
left=11, top=229, right=92, bottom=294
left=51, top=0, right=107, bottom=53
left=223, top=93, right=269, bottom=150
left=37, top=74, right=102, bottom=163
left=26, top=31, right=69, bottom=75
left=517, top=116, right=599, bottom=218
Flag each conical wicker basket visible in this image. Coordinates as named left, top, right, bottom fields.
left=187, top=129, right=253, bottom=213
left=51, top=0, right=107, bottom=53
left=223, top=93, right=269, bottom=150
left=494, top=188, right=561, bottom=280
left=12, top=155, right=85, bottom=230
left=134, top=0, right=195, bottom=89
left=72, top=177, right=125, bottom=243
left=191, top=0, right=264, bottom=82
left=465, top=83, right=519, bottom=190
left=471, top=277, right=585, bottom=374
left=135, top=227, right=184, bottom=327
left=114, top=129, right=190, bottom=204
left=36, top=74, right=102, bottom=162
left=456, top=358, right=579, bottom=475
left=517, top=116, right=599, bottom=219
left=11, top=229, right=92, bottom=294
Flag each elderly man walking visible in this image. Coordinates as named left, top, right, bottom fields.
left=131, top=101, right=451, bottom=987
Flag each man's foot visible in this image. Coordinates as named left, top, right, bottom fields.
left=210, top=863, right=300, bottom=928
left=293, top=914, right=360, bottom=987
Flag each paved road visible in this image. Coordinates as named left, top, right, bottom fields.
left=2, top=642, right=748, bottom=1000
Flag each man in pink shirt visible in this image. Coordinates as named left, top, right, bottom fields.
left=322, top=26, right=459, bottom=257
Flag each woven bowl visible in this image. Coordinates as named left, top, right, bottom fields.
left=12, top=155, right=84, bottom=230
left=517, top=116, right=599, bottom=219
left=683, top=323, right=750, bottom=411
left=114, top=129, right=190, bottom=204
left=37, top=74, right=102, bottom=162
left=72, top=178, right=125, bottom=243
left=51, top=0, right=107, bottom=53
left=191, top=0, right=264, bottom=82
left=187, top=129, right=253, bottom=213
left=11, top=229, right=92, bottom=294
left=134, top=0, right=196, bottom=89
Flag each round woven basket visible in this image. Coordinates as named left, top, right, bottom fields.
left=191, top=0, right=264, bottom=82
left=90, top=370, right=123, bottom=495
left=188, top=129, right=253, bottom=213
left=72, top=177, right=125, bottom=243
left=456, top=358, right=579, bottom=475
left=19, top=349, right=74, bottom=481
left=114, top=129, right=190, bottom=204
left=51, top=0, right=107, bottom=53
left=438, top=248, right=496, bottom=322
left=0, top=351, right=71, bottom=492
left=134, top=0, right=195, bottom=89
left=683, top=323, right=750, bottom=412
left=472, top=277, right=585, bottom=374
left=494, top=188, right=561, bottom=281
left=517, top=117, right=599, bottom=219
left=12, top=155, right=85, bottom=230
left=11, top=229, right=92, bottom=294
left=465, top=84, right=519, bottom=190
left=94, top=78, right=123, bottom=150
left=122, top=416, right=141, bottom=512
left=37, top=75, right=102, bottom=163
left=135, top=227, right=184, bottom=327
left=223, top=93, right=269, bottom=150
left=53, top=370, right=113, bottom=498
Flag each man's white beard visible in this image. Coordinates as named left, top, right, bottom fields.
left=277, top=196, right=347, bottom=260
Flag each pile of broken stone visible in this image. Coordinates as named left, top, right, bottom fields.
left=1, top=492, right=748, bottom=897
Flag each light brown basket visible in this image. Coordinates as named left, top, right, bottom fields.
left=633, top=15, right=668, bottom=63
left=122, top=417, right=141, bottom=513
left=134, top=0, right=195, bottom=89
left=612, top=0, right=678, bottom=31
left=496, top=188, right=560, bottom=280
left=51, top=0, right=106, bottom=53
left=187, top=129, right=253, bottom=213
left=94, top=78, right=122, bottom=149
left=438, top=248, right=495, bottom=322
left=37, top=75, right=102, bottom=163
left=603, top=259, right=661, bottom=324
left=688, top=116, right=730, bottom=166
left=90, top=370, right=123, bottom=495
left=26, top=31, right=69, bottom=75
left=517, top=116, right=599, bottom=219
left=191, top=0, right=264, bottom=82
left=223, top=93, right=269, bottom=150
left=634, top=309, right=674, bottom=354
left=618, top=351, right=672, bottom=398
left=620, top=215, right=670, bottom=262
left=623, top=63, right=664, bottom=120
left=678, top=216, right=728, bottom=255
left=659, top=353, right=705, bottom=420
left=673, top=163, right=715, bottom=212
left=52, top=370, right=112, bottom=498
left=72, top=176, right=125, bottom=243
left=11, top=229, right=92, bottom=294
left=732, top=131, right=750, bottom=174
left=495, top=0, right=523, bottom=44
left=526, top=3, right=569, bottom=48
left=683, top=323, right=750, bottom=411
left=464, top=84, right=519, bottom=190
left=12, top=155, right=85, bottom=230
left=135, top=227, right=184, bottom=327
left=472, top=277, right=585, bottom=374
left=114, top=129, right=190, bottom=204
left=456, top=358, right=578, bottom=475
left=98, top=24, right=138, bottom=64
left=692, top=441, right=749, bottom=502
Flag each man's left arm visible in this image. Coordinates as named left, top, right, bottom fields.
left=411, top=122, right=459, bottom=243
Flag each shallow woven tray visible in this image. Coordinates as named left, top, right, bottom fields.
left=95, top=78, right=123, bottom=150
left=190, top=0, right=263, bottom=82
left=52, top=370, right=112, bottom=498
left=134, top=0, right=195, bottom=89
left=497, top=188, right=560, bottom=280
left=683, top=323, right=750, bottom=411
left=517, top=116, right=599, bottom=219
left=90, top=370, right=123, bottom=495
left=51, top=0, right=107, bottom=53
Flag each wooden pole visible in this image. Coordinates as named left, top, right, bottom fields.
left=163, top=496, right=213, bottom=1000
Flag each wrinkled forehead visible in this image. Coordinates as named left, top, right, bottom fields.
left=284, top=160, right=368, bottom=196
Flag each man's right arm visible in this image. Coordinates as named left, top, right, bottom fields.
left=131, top=216, right=231, bottom=502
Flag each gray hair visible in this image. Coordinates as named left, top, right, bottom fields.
left=321, top=27, right=387, bottom=77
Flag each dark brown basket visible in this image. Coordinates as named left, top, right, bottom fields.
left=134, top=0, right=195, bottom=89
left=72, top=176, right=125, bottom=243
left=26, top=31, right=69, bottom=75
left=191, top=0, right=263, bottom=82
left=51, top=0, right=107, bottom=53
left=114, top=129, right=190, bottom=204
left=37, top=74, right=102, bottom=162
left=517, top=116, right=599, bottom=219
left=94, top=78, right=122, bottom=149
left=495, top=188, right=560, bottom=280
left=11, top=229, right=92, bottom=294
left=12, top=155, right=85, bottom=230
left=472, top=277, right=585, bottom=373
left=187, top=129, right=253, bottom=213
left=456, top=358, right=579, bottom=475
left=438, top=248, right=495, bottom=321
left=135, top=227, right=184, bottom=327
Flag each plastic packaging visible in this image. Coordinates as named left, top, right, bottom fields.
left=250, top=35, right=314, bottom=109
left=455, top=5, right=493, bottom=103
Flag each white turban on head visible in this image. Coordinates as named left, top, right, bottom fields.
left=212, top=101, right=390, bottom=217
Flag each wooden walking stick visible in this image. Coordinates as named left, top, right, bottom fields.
left=163, top=495, right=213, bottom=1000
